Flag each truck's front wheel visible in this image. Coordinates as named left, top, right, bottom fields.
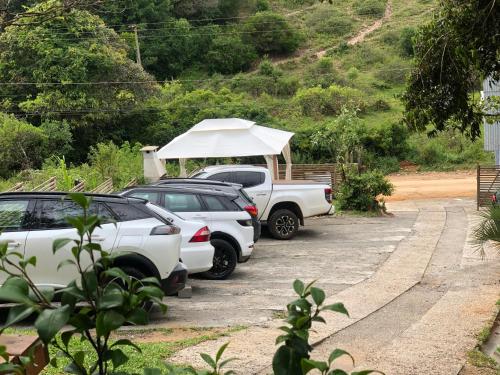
left=268, top=209, right=299, bottom=240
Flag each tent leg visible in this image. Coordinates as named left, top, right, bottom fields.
left=179, top=158, right=187, bottom=177
left=272, top=155, right=279, bottom=180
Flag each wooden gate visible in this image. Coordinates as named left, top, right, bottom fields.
left=477, top=165, right=500, bottom=209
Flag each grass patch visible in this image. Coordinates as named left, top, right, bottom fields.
left=3, top=326, right=246, bottom=374
left=467, top=349, right=498, bottom=370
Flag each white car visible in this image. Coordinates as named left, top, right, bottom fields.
left=0, top=192, right=184, bottom=295
left=145, top=203, right=214, bottom=274
left=121, top=186, right=254, bottom=280
left=192, top=165, right=333, bottom=240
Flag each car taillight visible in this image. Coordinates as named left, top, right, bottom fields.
left=324, top=188, right=333, bottom=203
left=244, top=205, right=258, bottom=217
left=189, top=226, right=211, bottom=243
left=150, top=225, right=181, bottom=235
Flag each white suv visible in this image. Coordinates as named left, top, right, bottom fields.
left=121, top=186, right=254, bottom=280
left=145, top=203, right=214, bottom=274
left=0, top=192, right=183, bottom=295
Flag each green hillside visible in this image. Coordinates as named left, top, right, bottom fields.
left=0, top=0, right=493, bottom=190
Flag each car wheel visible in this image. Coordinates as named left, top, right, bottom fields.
left=118, top=266, right=154, bottom=311
left=268, top=209, right=299, bottom=240
left=201, top=239, right=237, bottom=280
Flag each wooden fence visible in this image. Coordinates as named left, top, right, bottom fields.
left=477, top=165, right=500, bottom=209
left=256, top=163, right=350, bottom=189
left=90, top=178, right=114, bottom=194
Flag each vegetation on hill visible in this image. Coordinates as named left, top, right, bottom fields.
left=0, top=0, right=494, bottom=188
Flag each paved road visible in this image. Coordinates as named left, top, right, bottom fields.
left=167, top=198, right=500, bottom=374
left=152, top=211, right=418, bottom=327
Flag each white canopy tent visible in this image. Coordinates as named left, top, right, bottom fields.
left=156, top=118, right=295, bottom=179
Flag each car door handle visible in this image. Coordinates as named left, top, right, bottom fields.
left=194, top=215, right=209, bottom=219
left=91, top=236, right=105, bottom=242
left=6, top=241, right=21, bottom=248
left=256, top=193, right=268, bottom=196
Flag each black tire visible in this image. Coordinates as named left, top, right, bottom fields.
left=201, top=239, right=238, bottom=280
left=268, top=209, right=299, bottom=240
left=119, top=266, right=153, bottom=311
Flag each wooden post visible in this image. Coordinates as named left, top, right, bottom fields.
left=477, top=165, right=480, bottom=210
left=272, top=155, right=279, bottom=180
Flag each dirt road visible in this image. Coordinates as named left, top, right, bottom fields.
left=387, top=170, right=476, bottom=201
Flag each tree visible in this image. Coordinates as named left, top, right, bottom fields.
left=206, top=34, right=257, bottom=74
left=403, top=0, right=499, bottom=139
left=0, top=1, right=158, bottom=160
left=0, top=113, right=48, bottom=177
left=242, top=11, right=301, bottom=55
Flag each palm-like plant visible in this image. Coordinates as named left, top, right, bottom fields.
left=471, top=206, right=500, bottom=257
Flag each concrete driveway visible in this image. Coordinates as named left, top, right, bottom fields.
left=153, top=210, right=418, bottom=326
left=161, top=198, right=500, bottom=375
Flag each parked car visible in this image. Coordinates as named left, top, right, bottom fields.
left=154, top=178, right=261, bottom=242
left=0, top=192, right=185, bottom=296
left=191, top=165, right=333, bottom=240
left=120, top=186, right=254, bottom=280
left=142, top=202, right=214, bottom=274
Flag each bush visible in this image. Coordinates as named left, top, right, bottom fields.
left=242, top=11, right=301, bottom=55
left=336, top=170, right=394, bottom=211
left=306, top=7, right=354, bottom=36
left=353, top=0, right=386, bottom=17
left=304, top=57, right=346, bottom=88
left=374, top=59, right=409, bottom=84
left=0, top=113, right=47, bottom=178
left=400, top=27, right=417, bottom=57
left=206, top=34, right=257, bottom=74
left=362, top=122, right=409, bottom=158
left=294, top=85, right=367, bottom=117
left=39, top=120, right=73, bottom=157
left=255, top=0, right=270, bottom=11
left=347, top=67, right=359, bottom=81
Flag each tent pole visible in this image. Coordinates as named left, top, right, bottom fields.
left=272, top=155, right=279, bottom=180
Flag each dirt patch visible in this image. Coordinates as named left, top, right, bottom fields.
left=115, top=327, right=227, bottom=344
left=386, top=170, right=476, bottom=201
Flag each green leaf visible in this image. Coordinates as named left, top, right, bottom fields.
left=67, top=193, right=90, bottom=210
left=107, top=348, right=129, bottom=369
left=111, top=339, right=141, bottom=353
left=57, top=259, right=76, bottom=271
left=99, top=284, right=124, bottom=309
left=216, top=342, right=229, bottom=362
left=35, top=306, right=71, bottom=343
left=200, top=353, right=216, bottom=370
left=0, top=277, right=33, bottom=304
left=140, top=276, right=161, bottom=286
left=53, top=238, right=73, bottom=254
left=96, top=310, right=125, bottom=336
left=127, top=308, right=149, bottom=325
left=275, top=335, right=288, bottom=345
left=293, top=279, right=305, bottom=296
left=272, top=345, right=294, bottom=375
left=301, top=359, right=328, bottom=374
left=312, top=316, right=326, bottom=324
left=296, top=316, right=310, bottom=329
left=61, top=331, right=74, bottom=348
left=103, top=267, right=129, bottom=283
left=328, top=370, right=348, bottom=375
left=328, top=349, right=354, bottom=366
left=2, top=305, right=35, bottom=328
left=322, top=303, right=349, bottom=316
left=137, top=285, right=164, bottom=299
left=219, top=357, right=238, bottom=369
left=310, top=287, right=326, bottom=306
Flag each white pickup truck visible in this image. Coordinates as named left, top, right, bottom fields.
left=191, top=165, right=333, bottom=240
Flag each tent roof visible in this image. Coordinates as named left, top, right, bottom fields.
left=157, top=118, right=294, bottom=160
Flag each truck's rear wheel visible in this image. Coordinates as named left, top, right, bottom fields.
left=268, top=209, right=299, bottom=240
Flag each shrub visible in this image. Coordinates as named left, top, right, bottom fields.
left=0, top=113, right=47, bottom=178
left=206, top=34, right=257, bottom=74
left=353, top=0, right=386, bottom=17
left=362, top=122, right=409, bottom=158
left=294, top=85, right=367, bottom=117
left=39, top=120, right=73, bottom=157
left=306, top=6, right=354, bottom=36
left=374, top=59, right=409, bottom=84
left=255, top=0, right=270, bottom=11
left=347, top=67, right=359, bottom=81
left=276, top=76, right=300, bottom=96
left=399, top=27, right=417, bottom=57
left=304, top=57, right=346, bottom=88
left=242, top=11, right=301, bottom=55
left=336, top=170, right=394, bottom=211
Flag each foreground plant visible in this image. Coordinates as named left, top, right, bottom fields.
left=273, top=280, right=381, bottom=375
left=0, top=193, right=166, bottom=374
left=471, top=205, right=500, bottom=258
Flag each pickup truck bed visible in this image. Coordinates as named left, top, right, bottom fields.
left=193, top=166, right=333, bottom=240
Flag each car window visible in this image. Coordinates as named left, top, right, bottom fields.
left=107, top=202, right=153, bottom=222
left=127, top=191, right=161, bottom=205
left=233, top=172, right=265, bottom=188
left=37, top=200, right=87, bottom=229
left=162, top=193, right=202, bottom=212
left=220, top=197, right=242, bottom=211
left=0, top=200, right=30, bottom=231
left=202, top=195, right=227, bottom=211
left=209, top=172, right=232, bottom=183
